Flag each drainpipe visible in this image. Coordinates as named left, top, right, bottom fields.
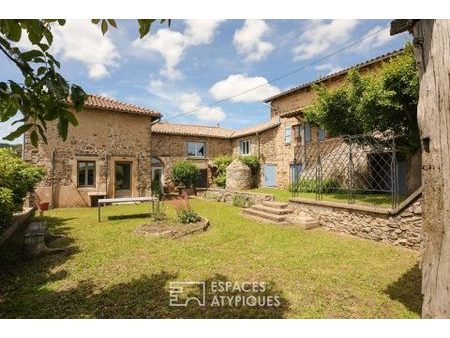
left=151, top=116, right=162, bottom=125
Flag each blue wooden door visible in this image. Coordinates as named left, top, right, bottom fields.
left=263, top=164, right=277, bottom=187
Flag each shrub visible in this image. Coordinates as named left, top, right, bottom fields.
left=213, top=174, right=226, bottom=188
left=290, top=178, right=340, bottom=193
left=232, top=194, right=252, bottom=208
left=151, top=178, right=164, bottom=201
left=239, top=155, right=260, bottom=175
left=212, top=155, right=232, bottom=188
left=172, top=160, right=200, bottom=189
left=173, top=192, right=201, bottom=224
left=0, top=187, right=14, bottom=231
left=0, top=148, right=46, bottom=211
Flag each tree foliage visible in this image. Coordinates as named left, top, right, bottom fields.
left=305, top=43, right=419, bottom=151
left=212, top=155, right=232, bottom=187
left=172, top=160, right=200, bottom=188
left=0, top=148, right=46, bottom=231
left=0, top=19, right=169, bottom=146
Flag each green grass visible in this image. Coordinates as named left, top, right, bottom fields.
left=246, top=188, right=399, bottom=208
left=0, top=199, right=421, bottom=318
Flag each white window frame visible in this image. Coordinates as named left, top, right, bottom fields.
left=187, top=141, right=206, bottom=158
left=240, top=139, right=250, bottom=155
left=284, top=126, right=292, bottom=144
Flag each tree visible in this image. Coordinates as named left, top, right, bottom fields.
left=305, top=43, right=420, bottom=152
left=391, top=19, right=450, bottom=319
left=172, top=160, right=200, bottom=193
left=0, top=19, right=169, bottom=146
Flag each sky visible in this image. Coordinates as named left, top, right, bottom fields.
left=0, top=19, right=409, bottom=143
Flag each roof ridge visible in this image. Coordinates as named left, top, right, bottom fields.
left=157, top=121, right=235, bottom=131
left=86, top=94, right=162, bottom=117
left=264, top=47, right=405, bottom=102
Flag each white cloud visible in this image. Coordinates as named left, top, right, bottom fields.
left=293, top=20, right=359, bottom=61
left=184, top=20, right=224, bottom=45
left=51, top=20, right=120, bottom=79
left=209, top=74, right=281, bottom=103
left=179, top=92, right=226, bottom=122
left=353, top=26, right=393, bottom=52
left=233, top=20, right=274, bottom=62
left=133, top=20, right=224, bottom=80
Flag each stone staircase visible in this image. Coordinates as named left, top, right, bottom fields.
left=242, top=201, right=320, bottom=229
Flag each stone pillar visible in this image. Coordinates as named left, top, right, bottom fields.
left=226, top=159, right=252, bottom=191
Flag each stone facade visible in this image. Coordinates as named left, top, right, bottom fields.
left=151, top=132, right=232, bottom=190
left=23, top=108, right=154, bottom=208
left=289, top=192, right=423, bottom=250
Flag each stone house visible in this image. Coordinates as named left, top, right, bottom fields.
left=23, top=95, right=161, bottom=208
left=24, top=48, right=417, bottom=207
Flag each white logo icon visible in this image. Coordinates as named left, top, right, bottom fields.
left=169, top=282, right=206, bottom=307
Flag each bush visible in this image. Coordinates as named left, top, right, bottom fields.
left=212, top=155, right=232, bottom=188
left=239, top=155, right=260, bottom=175
left=173, top=192, right=201, bottom=224
left=0, top=187, right=14, bottom=231
left=290, top=178, right=340, bottom=193
left=172, top=160, right=200, bottom=189
left=213, top=174, right=226, bottom=188
left=0, top=148, right=46, bottom=211
left=232, top=194, right=252, bottom=208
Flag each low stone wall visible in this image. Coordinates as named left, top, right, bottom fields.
left=0, top=207, right=35, bottom=247
left=199, top=188, right=275, bottom=206
left=289, top=189, right=423, bottom=250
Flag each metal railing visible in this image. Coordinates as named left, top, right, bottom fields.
left=291, top=131, right=401, bottom=209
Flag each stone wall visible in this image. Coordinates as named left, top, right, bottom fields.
left=152, top=133, right=232, bottom=190
left=200, top=188, right=275, bottom=206
left=23, top=108, right=153, bottom=208
left=289, top=189, right=423, bottom=250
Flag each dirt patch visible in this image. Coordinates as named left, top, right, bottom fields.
left=134, top=217, right=210, bottom=238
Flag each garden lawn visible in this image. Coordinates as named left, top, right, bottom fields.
left=246, top=188, right=399, bottom=208
left=0, top=199, right=421, bottom=318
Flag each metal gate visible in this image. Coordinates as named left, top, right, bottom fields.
left=291, top=131, right=401, bottom=209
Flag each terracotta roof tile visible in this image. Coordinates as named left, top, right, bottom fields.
left=152, top=122, right=235, bottom=138
left=231, top=119, right=280, bottom=138
left=84, top=95, right=161, bottom=118
left=264, top=48, right=405, bottom=102
left=153, top=120, right=280, bottom=139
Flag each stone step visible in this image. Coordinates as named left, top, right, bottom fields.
left=252, top=204, right=293, bottom=215
left=289, top=215, right=320, bottom=229
left=242, top=208, right=288, bottom=223
left=262, top=201, right=289, bottom=209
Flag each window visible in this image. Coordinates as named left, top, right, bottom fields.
left=240, top=139, right=250, bottom=155
left=284, top=126, right=292, bottom=144
left=304, top=123, right=311, bottom=144
left=77, top=161, right=95, bottom=187
left=293, top=124, right=302, bottom=144
left=187, top=141, right=206, bottom=158
left=318, top=128, right=327, bottom=141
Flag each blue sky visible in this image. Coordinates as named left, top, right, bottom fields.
left=0, top=19, right=409, bottom=143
